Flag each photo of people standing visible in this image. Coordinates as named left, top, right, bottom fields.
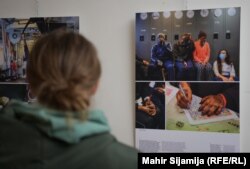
left=0, top=17, right=79, bottom=83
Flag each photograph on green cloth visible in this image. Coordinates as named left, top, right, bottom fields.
left=165, top=82, right=239, bottom=133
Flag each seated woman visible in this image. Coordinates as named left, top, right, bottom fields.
left=213, top=49, right=238, bottom=81
left=193, top=31, right=214, bottom=81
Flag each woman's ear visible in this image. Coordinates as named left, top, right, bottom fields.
left=90, top=80, right=99, bottom=95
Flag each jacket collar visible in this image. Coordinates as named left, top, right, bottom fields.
left=3, top=100, right=110, bottom=144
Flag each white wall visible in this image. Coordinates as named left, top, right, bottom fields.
left=1, top=0, right=250, bottom=152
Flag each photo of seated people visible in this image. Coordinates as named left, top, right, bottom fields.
left=136, top=8, right=240, bottom=81
left=136, top=82, right=165, bottom=129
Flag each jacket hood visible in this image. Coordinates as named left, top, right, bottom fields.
left=2, top=100, right=110, bottom=144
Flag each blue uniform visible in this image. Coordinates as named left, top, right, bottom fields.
left=151, top=42, right=174, bottom=80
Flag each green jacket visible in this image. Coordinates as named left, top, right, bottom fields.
left=0, top=100, right=138, bottom=169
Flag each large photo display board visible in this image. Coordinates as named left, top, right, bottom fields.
left=135, top=7, right=240, bottom=152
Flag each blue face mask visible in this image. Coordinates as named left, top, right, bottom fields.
left=219, top=53, right=226, bottom=60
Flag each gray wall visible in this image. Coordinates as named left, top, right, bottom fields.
left=136, top=8, right=240, bottom=77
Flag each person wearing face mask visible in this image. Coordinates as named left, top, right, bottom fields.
left=193, top=31, right=213, bottom=81
left=173, top=33, right=195, bottom=80
left=151, top=33, right=174, bottom=80
left=213, top=49, right=238, bottom=81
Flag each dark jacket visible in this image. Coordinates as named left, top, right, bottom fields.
left=173, top=40, right=195, bottom=62
left=0, top=100, right=138, bottom=169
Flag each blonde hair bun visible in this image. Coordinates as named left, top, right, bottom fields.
left=27, top=30, right=101, bottom=112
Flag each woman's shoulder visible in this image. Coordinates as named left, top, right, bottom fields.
left=82, top=132, right=138, bottom=157
left=74, top=133, right=138, bottom=169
